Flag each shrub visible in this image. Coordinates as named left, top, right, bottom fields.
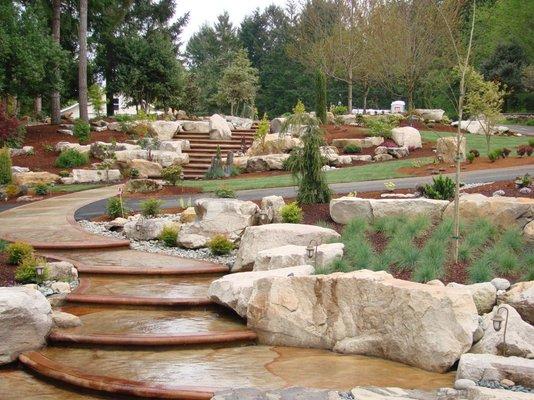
left=6, top=242, right=34, bottom=265
left=205, top=146, right=225, bottom=179
left=466, top=152, right=476, bottom=163
left=129, top=168, right=140, bottom=179
left=280, top=202, right=303, bottom=223
left=140, top=198, right=163, bottom=217
left=254, top=114, right=270, bottom=148
left=59, top=170, right=70, bottom=178
left=161, top=165, right=183, bottom=186
left=4, top=183, right=19, bottom=198
left=34, top=183, right=50, bottom=196
left=0, top=103, right=23, bottom=147
left=421, top=175, right=455, bottom=200
left=0, top=147, right=12, bottom=184
left=106, top=196, right=127, bottom=219
left=364, top=116, right=397, bottom=139
left=517, top=144, right=533, bottom=157
left=529, top=138, right=534, bottom=147
left=515, top=173, right=532, bottom=188
left=330, top=104, right=348, bottom=116
left=502, top=147, right=511, bottom=158
left=208, top=235, right=234, bottom=255
left=55, top=149, right=89, bottom=168
left=159, top=226, right=178, bottom=247
left=214, top=186, right=236, bottom=198
left=73, top=119, right=91, bottom=144
left=343, top=144, right=361, bottom=154
left=469, top=149, right=480, bottom=158
left=488, top=148, right=502, bottom=162
left=15, top=255, right=48, bottom=283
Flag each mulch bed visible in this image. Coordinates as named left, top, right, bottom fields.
left=398, top=120, right=457, bottom=133
left=0, top=253, right=16, bottom=287
left=11, top=124, right=130, bottom=174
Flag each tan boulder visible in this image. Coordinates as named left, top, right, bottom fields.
left=443, top=194, right=534, bottom=230
left=447, top=282, right=497, bottom=314
left=128, top=159, right=163, bottom=178
left=457, top=353, right=534, bottom=387
left=391, top=127, right=422, bottom=149
left=247, top=270, right=478, bottom=372
left=13, top=171, right=60, bottom=186
left=253, top=243, right=344, bottom=271
left=500, top=281, right=534, bottom=325
left=246, top=134, right=302, bottom=156
left=523, top=220, right=534, bottom=242
left=332, top=137, right=384, bottom=149
left=436, top=136, right=466, bottom=163
left=180, top=207, right=197, bottom=223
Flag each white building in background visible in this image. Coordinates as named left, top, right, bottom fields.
left=60, top=95, right=159, bottom=119
left=390, top=100, right=406, bottom=113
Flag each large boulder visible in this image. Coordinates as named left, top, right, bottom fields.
left=225, top=116, right=253, bottom=130
left=329, top=197, right=449, bottom=225
left=332, top=137, right=384, bottom=149
left=181, top=121, right=210, bottom=133
left=247, top=270, right=478, bottom=372
left=447, top=282, right=497, bottom=315
left=470, top=305, right=534, bottom=357
left=0, top=287, right=53, bottom=365
left=456, top=353, right=534, bottom=387
left=55, top=142, right=91, bottom=155
left=270, top=117, right=286, bottom=134
left=524, top=220, right=534, bottom=243
left=115, top=149, right=188, bottom=167
left=443, top=194, right=534, bottom=230
left=128, top=159, right=163, bottom=178
left=179, top=198, right=259, bottom=242
left=414, top=109, right=445, bottom=122
left=90, top=141, right=140, bottom=160
left=320, top=146, right=339, bottom=165
left=13, top=171, right=60, bottom=186
left=150, top=120, right=181, bottom=140
left=246, top=154, right=289, bottom=172
left=208, top=265, right=314, bottom=318
left=123, top=217, right=165, bottom=241
left=71, top=169, right=121, bottom=183
left=253, top=243, right=344, bottom=271
left=500, top=281, right=534, bottom=325
left=209, top=114, right=232, bottom=140
left=391, top=127, right=422, bottom=149
left=246, top=134, right=301, bottom=156
left=436, top=136, right=466, bottom=163
left=234, top=224, right=341, bottom=271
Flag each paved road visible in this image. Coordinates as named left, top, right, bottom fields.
left=503, top=124, right=534, bottom=136
left=71, top=165, right=534, bottom=220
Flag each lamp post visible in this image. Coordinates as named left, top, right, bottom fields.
left=492, top=306, right=509, bottom=357
left=306, top=239, right=319, bottom=270
left=34, top=265, right=44, bottom=284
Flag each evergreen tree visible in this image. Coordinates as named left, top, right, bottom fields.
left=315, top=70, right=327, bottom=123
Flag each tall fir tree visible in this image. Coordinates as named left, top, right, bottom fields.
left=315, top=70, right=327, bottom=123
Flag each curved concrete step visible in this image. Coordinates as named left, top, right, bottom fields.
left=66, top=294, right=213, bottom=306
left=19, top=352, right=216, bottom=399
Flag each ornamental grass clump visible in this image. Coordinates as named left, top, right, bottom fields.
left=159, top=226, right=178, bottom=247
left=15, top=255, right=48, bottom=283
left=208, top=235, right=234, bottom=256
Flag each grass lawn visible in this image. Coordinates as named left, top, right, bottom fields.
left=184, top=131, right=531, bottom=192
left=50, top=183, right=106, bottom=193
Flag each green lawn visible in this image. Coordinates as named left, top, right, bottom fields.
left=50, top=183, right=106, bottom=193
left=184, top=131, right=531, bottom=193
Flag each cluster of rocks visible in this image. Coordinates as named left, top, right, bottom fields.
left=452, top=119, right=510, bottom=136
left=330, top=193, right=534, bottom=241
left=0, top=261, right=82, bottom=365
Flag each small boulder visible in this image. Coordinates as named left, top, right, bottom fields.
left=123, top=217, right=165, bottom=241
left=150, top=121, right=181, bottom=140
left=491, top=278, right=511, bottom=291
left=447, top=282, right=497, bottom=314
left=524, top=220, right=534, bottom=243
left=253, top=243, right=344, bottom=271
left=128, top=159, right=163, bottom=178
left=52, top=311, right=82, bottom=329
left=71, top=169, right=121, bottom=183
left=180, top=207, right=197, bottom=223
left=436, top=136, right=466, bottom=164
left=177, top=233, right=208, bottom=249
left=46, top=261, right=78, bottom=282
left=454, top=378, right=476, bottom=390
left=260, top=195, right=285, bottom=223
left=50, top=281, right=71, bottom=294
left=500, top=281, right=534, bottom=325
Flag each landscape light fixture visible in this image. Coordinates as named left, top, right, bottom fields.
left=306, top=239, right=319, bottom=269
left=491, top=306, right=509, bottom=356
left=35, top=265, right=44, bottom=283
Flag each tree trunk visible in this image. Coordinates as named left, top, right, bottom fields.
left=347, top=70, right=353, bottom=112
left=34, top=96, right=42, bottom=115
left=363, top=84, right=370, bottom=115
left=78, top=0, right=89, bottom=122
left=51, top=0, right=61, bottom=124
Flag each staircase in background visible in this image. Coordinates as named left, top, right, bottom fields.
left=180, top=127, right=256, bottom=180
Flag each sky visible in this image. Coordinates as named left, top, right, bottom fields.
left=179, top=0, right=288, bottom=47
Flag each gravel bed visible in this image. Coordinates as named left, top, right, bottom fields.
left=477, top=380, right=533, bottom=393
left=78, top=219, right=235, bottom=267
left=459, top=181, right=494, bottom=191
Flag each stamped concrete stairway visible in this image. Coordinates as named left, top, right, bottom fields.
left=0, top=186, right=455, bottom=399
left=180, top=129, right=256, bottom=179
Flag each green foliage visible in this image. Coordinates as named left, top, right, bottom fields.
left=421, top=175, right=455, bottom=200
left=34, top=183, right=50, bottom=196
left=208, top=235, right=234, bottom=255
left=217, top=49, right=259, bottom=115
left=515, top=173, right=532, bottom=188
left=140, top=198, right=163, bottom=217
left=4, top=183, right=20, bottom=198
left=466, top=152, right=475, bottom=163
left=315, top=70, right=327, bottom=124
left=205, top=146, right=225, bottom=179
left=161, top=165, right=183, bottom=186
left=488, top=148, right=502, bottom=162
left=55, top=149, right=89, bottom=168
left=412, top=219, right=453, bottom=282
left=214, top=186, right=236, bottom=198
left=364, top=117, right=397, bottom=139
left=73, top=119, right=91, bottom=144
left=330, top=105, right=348, bottom=115
left=15, top=255, right=48, bottom=283
left=0, top=240, right=7, bottom=252
left=6, top=242, right=34, bottom=265
left=159, top=226, right=178, bottom=247
left=0, top=147, right=12, bottom=184
left=280, top=202, right=303, bottom=223
left=88, top=84, right=105, bottom=117
left=106, top=197, right=127, bottom=219
left=343, top=144, right=361, bottom=154
left=254, top=114, right=270, bottom=148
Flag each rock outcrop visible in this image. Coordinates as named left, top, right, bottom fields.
left=247, top=270, right=478, bottom=372
left=13, top=171, right=60, bottom=186
left=457, top=353, right=534, bottom=387
left=332, top=137, right=384, bottom=149
left=71, top=169, right=121, bottom=183
left=234, top=224, right=340, bottom=271
left=253, top=243, right=344, bottom=271
left=0, top=287, right=53, bottom=365
left=500, top=281, right=534, bottom=325
left=208, top=265, right=315, bottom=318
left=150, top=120, right=181, bottom=140
left=436, top=136, right=466, bottom=163
left=447, top=282, right=497, bottom=315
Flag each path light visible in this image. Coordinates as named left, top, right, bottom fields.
left=306, top=239, right=319, bottom=269
left=35, top=265, right=44, bottom=283
left=492, top=306, right=509, bottom=356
